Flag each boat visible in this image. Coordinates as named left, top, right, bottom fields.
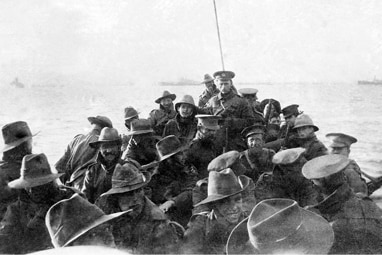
left=358, top=76, right=382, bottom=85
left=159, top=77, right=200, bottom=86
left=10, top=78, right=25, bottom=88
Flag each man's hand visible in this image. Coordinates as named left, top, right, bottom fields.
left=159, top=200, right=175, bottom=213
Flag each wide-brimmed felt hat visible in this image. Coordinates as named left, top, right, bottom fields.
left=272, top=147, right=306, bottom=165
left=325, top=132, right=357, bottom=148
left=293, top=114, right=319, bottom=131
left=8, top=153, right=63, bottom=189
left=226, top=198, right=334, bottom=254
left=155, top=90, right=176, bottom=104
left=1, top=121, right=39, bottom=153
left=101, top=162, right=151, bottom=196
left=302, top=154, right=350, bottom=179
left=46, top=193, right=130, bottom=247
left=126, top=119, right=153, bottom=136
left=241, top=124, right=266, bottom=139
left=259, top=99, right=281, bottom=114
left=207, top=151, right=245, bottom=174
left=281, top=104, right=299, bottom=118
left=194, top=168, right=247, bottom=207
left=124, top=107, right=139, bottom=120
left=89, top=127, right=121, bottom=148
left=195, top=114, right=221, bottom=130
left=87, top=116, right=113, bottom=128
left=213, top=70, right=235, bottom=80
left=238, top=88, right=258, bottom=96
left=174, top=95, right=196, bottom=112
left=156, top=135, right=185, bottom=161
left=201, top=74, right=214, bottom=84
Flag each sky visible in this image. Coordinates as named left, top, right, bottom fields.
left=0, top=0, right=382, bottom=86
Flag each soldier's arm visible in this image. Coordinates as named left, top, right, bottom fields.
left=183, top=215, right=207, bottom=254
left=81, top=167, right=95, bottom=203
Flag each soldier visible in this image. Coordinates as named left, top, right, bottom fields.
left=121, top=119, right=158, bottom=166
left=46, top=193, right=125, bottom=247
left=81, top=127, right=124, bottom=203
left=163, top=95, right=198, bottom=144
left=0, top=121, right=37, bottom=219
left=183, top=169, right=247, bottom=254
left=255, top=148, right=318, bottom=206
left=226, top=198, right=334, bottom=254
left=238, top=88, right=264, bottom=122
left=185, top=114, right=223, bottom=179
left=0, top=154, right=76, bottom=253
left=198, top=74, right=220, bottom=108
left=240, top=124, right=275, bottom=182
left=55, top=115, right=113, bottom=188
left=303, top=154, right=382, bottom=254
left=205, top=71, right=255, bottom=151
left=326, top=133, right=368, bottom=196
left=121, top=107, right=139, bottom=151
left=148, top=135, right=198, bottom=227
left=148, top=90, right=177, bottom=136
left=95, top=162, right=182, bottom=253
left=278, top=104, right=301, bottom=145
left=293, top=113, right=327, bottom=160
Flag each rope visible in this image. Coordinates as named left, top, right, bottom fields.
left=213, top=0, right=225, bottom=71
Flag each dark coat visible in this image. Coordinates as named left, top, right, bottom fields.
left=206, top=91, right=255, bottom=151
left=148, top=104, right=176, bottom=136
left=306, top=183, right=382, bottom=254
left=82, top=153, right=124, bottom=203
left=0, top=186, right=75, bottom=254
left=98, top=197, right=182, bottom=254
left=344, top=159, right=368, bottom=195
left=240, top=147, right=275, bottom=182
left=121, top=135, right=158, bottom=166
left=163, top=114, right=198, bottom=145
left=198, top=87, right=220, bottom=108
left=148, top=161, right=198, bottom=226
left=185, top=133, right=223, bottom=179
left=55, top=129, right=100, bottom=184
left=0, top=161, right=21, bottom=219
left=183, top=211, right=246, bottom=254
left=297, top=134, right=328, bottom=160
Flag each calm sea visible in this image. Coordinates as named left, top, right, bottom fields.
left=1, top=81, right=382, bottom=201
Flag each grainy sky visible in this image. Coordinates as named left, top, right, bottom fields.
left=1, top=0, right=382, bottom=85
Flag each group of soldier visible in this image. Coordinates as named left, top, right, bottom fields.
left=0, top=70, right=382, bottom=254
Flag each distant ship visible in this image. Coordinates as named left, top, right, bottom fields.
left=10, top=78, right=25, bottom=88
left=159, top=78, right=200, bottom=86
left=358, top=76, right=382, bottom=85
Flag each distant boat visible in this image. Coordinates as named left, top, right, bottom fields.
left=159, top=78, right=200, bottom=86
left=358, top=76, right=382, bottom=85
left=10, top=78, right=25, bottom=88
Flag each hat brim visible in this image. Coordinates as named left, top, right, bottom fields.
left=293, top=124, right=319, bottom=132
left=8, top=173, right=64, bottom=189
left=155, top=94, right=176, bottom=104
left=329, top=142, right=348, bottom=148
left=87, top=117, right=112, bottom=128
left=1, top=131, right=40, bottom=153
left=124, top=112, right=140, bottom=120
left=61, top=209, right=132, bottom=247
left=126, top=129, right=154, bottom=136
left=194, top=180, right=248, bottom=207
left=158, top=146, right=185, bottom=162
left=89, top=139, right=121, bottom=149
left=226, top=209, right=334, bottom=255
left=101, top=171, right=151, bottom=197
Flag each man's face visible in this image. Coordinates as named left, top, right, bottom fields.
left=178, top=103, right=194, bottom=118
left=199, top=126, right=217, bottom=139
left=215, top=194, right=243, bottom=224
left=243, top=94, right=257, bottom=103
left=285, top=115, right=297, bottom=126
left=168, top=151, right=186, bottom=166
left=117, top=188, right=145, bottom=218
left=25, top=182, right=53, bottom=202
left=160, top=97, right=173, bottom=109
left=296, top=126, right=314, bottom=138
left=246, top=133, right=264, bottom=148
left=205, top=81, right=216, bottom=93
left=329, top=146, right=350, bottom=157
left=99, top=143, right=120, bottom=162
left=311, top=172, right=344, bottom=195
left=216, top=79, right=232, bottom=94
